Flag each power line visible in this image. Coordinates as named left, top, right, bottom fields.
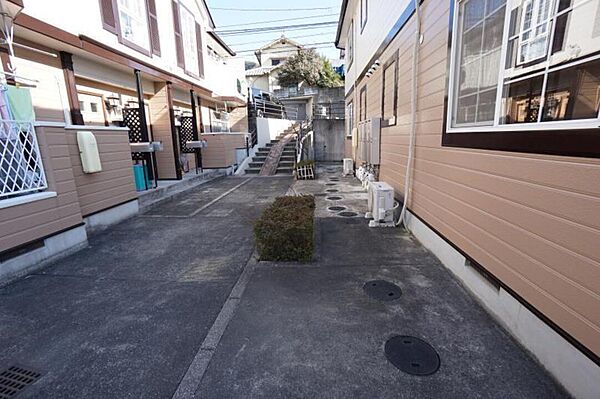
left=218, top=13, right=338, bottom=28
left=217, top=21, right=338, bottom=36
left=236, top=42, right=334, bottom=54
left=229, top=31, right=337, bottom=47
left=212, top=6, right=336, bottom=12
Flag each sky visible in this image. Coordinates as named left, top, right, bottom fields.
left=205, top=0, right=343, bottom=66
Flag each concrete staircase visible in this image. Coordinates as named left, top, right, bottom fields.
left=246, top=125, right=298, bottom=175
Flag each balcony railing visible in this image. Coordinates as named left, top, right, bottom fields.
left=0, top=120, right=48, bottom=199
left=313, top=101, right=345, bottom=120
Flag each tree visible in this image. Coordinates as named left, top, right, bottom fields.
left=277, top=49, right=343, bottom=88
left=318, top=58, right=343, bottom=88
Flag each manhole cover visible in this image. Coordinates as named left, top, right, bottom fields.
left=329, top=178, right=340, bottom=181
left=327, top=206, right=347, bottom=212
left=338, top=211, right=358, bottom=217
left=325, top=183, right=337, bottom=186
left=326, top=189, right=339, bottom=193
left=326, top=196, right=343, bottom=201
left=384, top=336, right=440, bottom=376
left=0, top=366, right=42, bottom=398
left=363, top=280, right=402, bottom=301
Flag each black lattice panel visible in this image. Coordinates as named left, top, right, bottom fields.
left=179, top=116, right=197, bottom=154
left=122, top=108, right=145, bottom=161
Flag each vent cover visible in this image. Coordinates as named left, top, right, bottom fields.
left=0, top=366, right=41, bottom=398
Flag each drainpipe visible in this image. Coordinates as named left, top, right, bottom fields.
left=396, top=0, right=421, bottom=229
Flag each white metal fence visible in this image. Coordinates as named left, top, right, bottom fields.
left=0, top=120, right=47, bottom=199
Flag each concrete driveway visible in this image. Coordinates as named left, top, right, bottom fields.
left=0, top=170, right=567, bottom=398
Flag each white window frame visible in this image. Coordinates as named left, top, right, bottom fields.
left=516, top=0, right=553, bottom=65
left=346, top=100, right=354, bottom=137
left=179, top=5, right=199, bottom=77
left=347, top=20, right=354, bottom=67
left=117, top=0, right=151, bottom=53
left=447, top=0, right=600, bottom=134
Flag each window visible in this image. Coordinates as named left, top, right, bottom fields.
left=180, top=5, right=199, bottom=77
left=100, top=0, right=160, bottom=56
left=117, top=0, right=151, bottom=52
left=1, top=121, right=48, bottom=200
left=347, top=100, right=354, bottom=137
left=347, top=20, right=354, bottom=67
left=271, top=59, right=282, bottom=66
left=448, top=0, right=600, bottom=132
left=360, top=0, right=368, bottom=32
left=359, top=85, right=368, bottom=121
left=381, top=52, right=398, bottom=126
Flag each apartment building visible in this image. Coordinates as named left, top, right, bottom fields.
left=0, top=0, right=246, bottom=282
left=336, top=0, right=600, bottom=397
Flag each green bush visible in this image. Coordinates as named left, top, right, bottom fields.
left=254, top=195, right=315, bottom=262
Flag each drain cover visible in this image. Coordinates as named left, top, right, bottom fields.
left=0, top=366, right=42, bottom=398
left=385, top=336, right=440, bottom=376
left=327, top=206, right=347, bottom=212
left=338, top=211, right=358, bottom=217
left=325, top=183, right=337, bottom=186
left=363, top=280, right=402, bottom=301
left=326, top=189, right=339, bottom=193
left=326, top=196, right=343, bottom=201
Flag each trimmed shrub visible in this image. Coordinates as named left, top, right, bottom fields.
left=254, top=195, right=315, bottom=262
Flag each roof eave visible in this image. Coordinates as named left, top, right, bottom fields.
left=334, top=0, right=350, bottom=49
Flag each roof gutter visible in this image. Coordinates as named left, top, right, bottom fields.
left=334, top=0, right=350, bottom=49
left=208, top=31, right=236, bottom=56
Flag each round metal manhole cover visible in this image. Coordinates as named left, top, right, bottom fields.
left=338, top=211, right=358, bottom=217
left=326, top=189, right=339, bottom=193
left=326, top=196, right=343, bottom=201
left=363, top=280, right=402, bottom=301
left=327, top=206, right=347, bottom=212
left=384, top=336, right=440, bottom=376
left=325, top=183, right=337, bottom=186
left=329, top=178, right=340, bottom=181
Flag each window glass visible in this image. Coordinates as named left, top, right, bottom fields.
left=450, top=0, right=600, bottom=129
left=348, top=21, right=354, bottom=65
left=118, top=0, right=150, bottom=50
left=454, top=0, right=506, bottom=126
left=359, top=86, right=367, bottom=121
left=382, top=57, right=397, bottom=124
left=180, top=6, right=199, bottom=76
left=361, top=0, right=368, bottom=30
left=347, top=101, right=354, bottom=136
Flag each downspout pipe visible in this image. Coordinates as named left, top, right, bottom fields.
left=396, top=0, right=421, bottom=229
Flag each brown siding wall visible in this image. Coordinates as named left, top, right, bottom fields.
left=0, top=126, right=83, bottom=252
left=356, top=1, right=600, bottom=356
left=149, top=82, right=178, bottom=179
left=200, top=133, right=245, bottom=168
left=66, top=128, right=137, bottom=217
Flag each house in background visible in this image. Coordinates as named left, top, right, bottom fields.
left=245, top=36, right=303, bottom=92
left=336, top=0, right=600, bottom=398
left=0, top=0, right=247, bottom=284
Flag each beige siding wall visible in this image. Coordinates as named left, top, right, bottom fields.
left=229, top=107, right=248, bottom=132
left=0, top=125, right=83, bottom=252
left=65, top=128, right=137, bottom=217
left=352, top=1, right=600, bottom=357
left=149, top=82, right=178, bottom=179
left=200, top=133, right=245, bottom=168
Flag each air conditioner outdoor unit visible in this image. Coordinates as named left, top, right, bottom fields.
left=343, top=158, right=354, bottom=176
left=366, top=181, right=395, bottom=227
